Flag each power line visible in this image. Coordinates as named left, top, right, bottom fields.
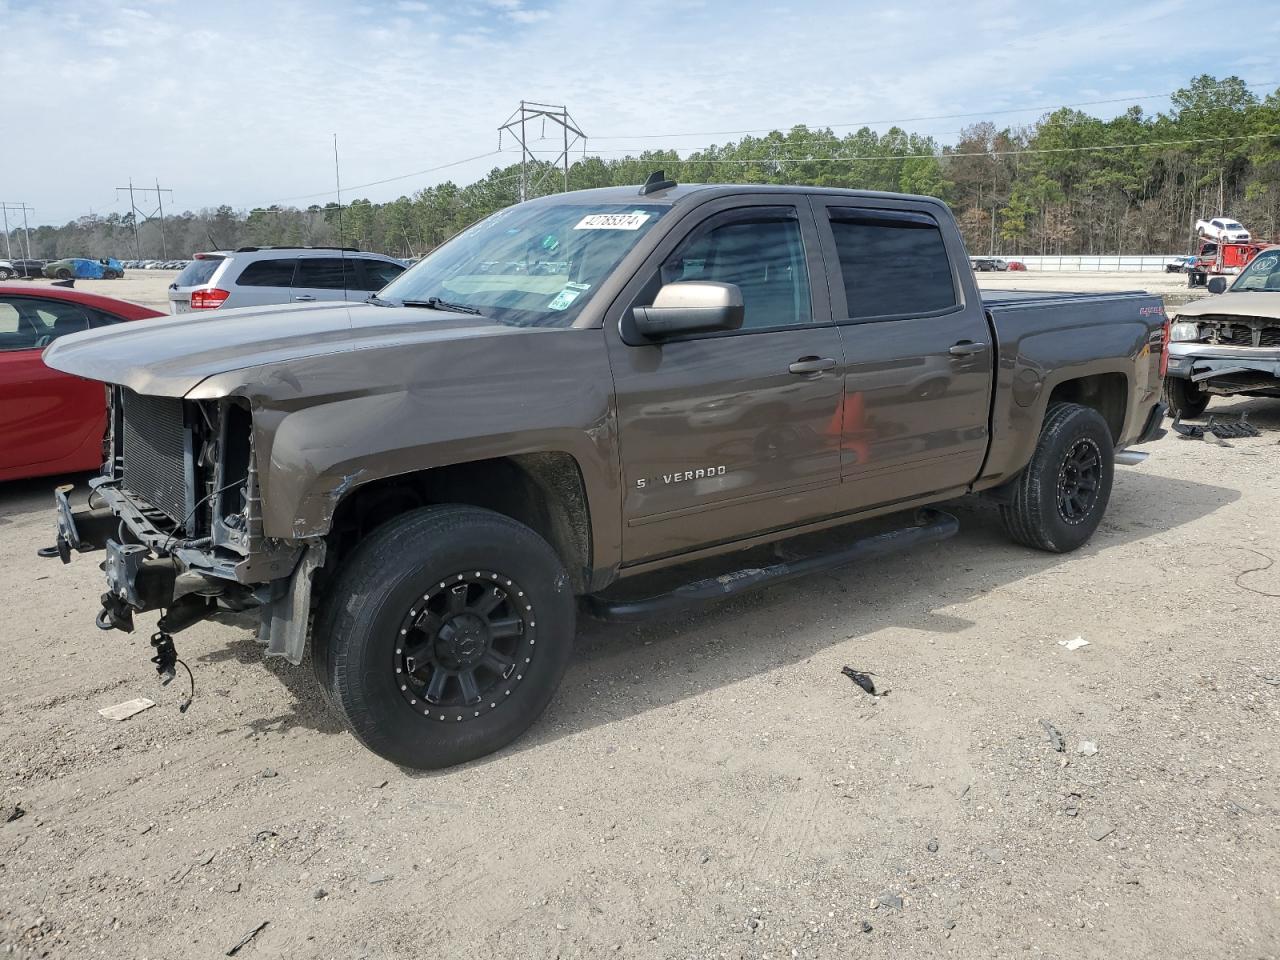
left=588, top=79, right=1280, bottom=141
left=0, top=202, right=34, bottom=260
left=115, top=180, right=173, bottom=258
left=520, top=132, right=1276, bottom=165
left=498, top=101, right=586, bottom=200
left=273, top=150, right=504, bottom=204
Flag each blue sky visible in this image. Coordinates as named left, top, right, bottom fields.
left=3, top=0, right=1278, bottom=225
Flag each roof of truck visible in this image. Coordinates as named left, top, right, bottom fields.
left=526, top=182, right=949, bottom=207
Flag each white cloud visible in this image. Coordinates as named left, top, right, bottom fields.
left=3, top=0, right=1275, bottom=224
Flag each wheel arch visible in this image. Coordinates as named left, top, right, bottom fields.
left=323, top=452, right=595, bottom=594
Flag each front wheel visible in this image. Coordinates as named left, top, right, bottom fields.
left=1000, top=403, right=1114, bottom=553
left=313, top=505, right=576, bottom=768
left=1162, top=377, right=1210, bottom=419
left=0, top=268, right=12, bottom=280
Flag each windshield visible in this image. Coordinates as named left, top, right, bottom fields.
left=1225, top=222, right=1245, bottom=231
left=1230, top=251, right=1280, bottom=291
left=378, top=202, right=668, bottom=327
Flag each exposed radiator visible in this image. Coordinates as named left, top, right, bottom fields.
left=120, top=389, right=193, bottom=524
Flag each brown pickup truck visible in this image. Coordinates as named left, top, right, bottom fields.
left=44, top=176, right=1169, bottom=768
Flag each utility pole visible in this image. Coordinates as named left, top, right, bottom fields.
left=498, top=101, right=586, bottom=202
left=0, top=202, right=34, bottom=260
left=115, top=179, right=174, bottom=258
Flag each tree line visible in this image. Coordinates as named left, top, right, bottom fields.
left=9, top=74, right=1279, bottom=262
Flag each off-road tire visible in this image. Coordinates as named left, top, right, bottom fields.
left=1162, top=376, right=1210, bottom=419
left=1000, top=402, right=1114, bottom=553
left=312, top=505, right=575, bottom=768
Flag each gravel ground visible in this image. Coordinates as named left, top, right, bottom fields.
left=0, top=273, right=1276, bottom=959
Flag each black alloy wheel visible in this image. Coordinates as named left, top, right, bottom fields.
left=1056, top=437, right=1101, bottom=525
left=393, top=571, right=537, bottom=723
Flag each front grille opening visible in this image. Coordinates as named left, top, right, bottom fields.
left=219, top=403, right=253, bottom=516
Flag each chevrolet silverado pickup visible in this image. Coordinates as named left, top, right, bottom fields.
left=43, top=176, right=1170, bottom=768
left=1163, top=245, right=1280, bottom=417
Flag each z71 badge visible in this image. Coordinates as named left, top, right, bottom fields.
left=636, top=465, right=727, bottom=488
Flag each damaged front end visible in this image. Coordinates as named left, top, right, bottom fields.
left=49, top=386, right=323, bottom=665
left=1167, top=315, right=1280, bottom=397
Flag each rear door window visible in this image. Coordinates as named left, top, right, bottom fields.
left=296, top=257, right=355, bottom=290
left=236, top=258, right=298, bottom=287
left=175, top=257, right=224, bottom=286
left=827, top=208, right=957, bottom=320
left=355, top=258, right=405, bottom=291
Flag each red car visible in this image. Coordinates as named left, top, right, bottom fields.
left=0, top=284, right=164, bottom=482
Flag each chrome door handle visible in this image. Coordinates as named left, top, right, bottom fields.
left=788, top=356, right=837, bottom=375
left=293, top=294, right=316, bottom=302
left=948, top=341, right=987, bottom=357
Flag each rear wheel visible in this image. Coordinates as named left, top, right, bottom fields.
left=55, top=268, right=72, bottom=280
left=313, top=505, right=576, bottom=768
left=1000, top=403, right=1114, bottom=553
left=1162, top=377, right=1210, bottom=419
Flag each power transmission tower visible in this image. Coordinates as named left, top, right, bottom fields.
left=0, top=202, right=34, bottom=260
left=498, top=101, right=586, bottom=202
left=115, top=179, right=174, bottom=259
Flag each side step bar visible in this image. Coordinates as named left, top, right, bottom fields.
left=585, top=509, right=959, bottom=622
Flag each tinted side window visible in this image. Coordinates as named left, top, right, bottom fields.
left=0, top=298, right=103, bottom=351
left=356, top=259, right=405, bottom=291
left=296, top=258, right=354, bottom=290
left=829, top=210, right=957, bottom=320
left=661, top=212, right=811, bottom=329
left=0, top=300, right=37, bottom=351
left=236, top=258, right=298, bottom=287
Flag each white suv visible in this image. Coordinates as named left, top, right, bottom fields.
left=168, top=247, right=407, bottom=314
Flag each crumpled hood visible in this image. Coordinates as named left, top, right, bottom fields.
left=42, top=301, right=528, bottom=397
left=1173, top=290, right=1280, bottom=321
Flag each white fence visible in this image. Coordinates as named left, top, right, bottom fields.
left=992, top=255, right=1180, bottom=273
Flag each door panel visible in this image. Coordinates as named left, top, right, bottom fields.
left=0, top=297, right=104, bottom=472
left=606, top=199, right=845, bottom=564
left=814, top=200, right=992, bottom=508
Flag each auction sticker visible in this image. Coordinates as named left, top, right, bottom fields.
left=574, top=213, right=650, bottom=230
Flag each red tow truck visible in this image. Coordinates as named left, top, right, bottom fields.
left=1186, top=239, right=1267, bottom=288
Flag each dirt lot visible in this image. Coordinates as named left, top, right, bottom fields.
left=1, top=272, right=1277, bottom=959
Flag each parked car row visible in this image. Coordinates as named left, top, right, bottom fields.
left=124, top=259, right=192, bottom=270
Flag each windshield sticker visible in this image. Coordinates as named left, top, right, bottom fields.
left=574, top=213, right=651, bottom=231
left=547, top=281, right=591, bottom=311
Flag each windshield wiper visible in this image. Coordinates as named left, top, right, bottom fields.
left=401, top=297, right=484, bottom=316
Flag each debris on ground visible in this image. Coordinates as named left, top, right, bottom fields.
left=1089, top=820, right=1116, bottom=841
left=860, top=920, right=873, bottom=933
left=368, top=873, right=393, bottom=884
left=841, top=666, right=877, bottom=695
left=1058, top=636, right=1089, bottom=651
left=1172, top=412, right=1261, bottom=441
left=877, top=892, right=903, bottom=910
left=225, top=921, right=268, bottom=956
left=260, top=768, right=278, bottom=779
left=1078, top=741, right=1099, bottom=756
left=97, top=697, right=156, bottom=721
left=926, top=839, right=939, bottom=853
left=1039, top=719, right=1066, bottom=752
left=5, top=803, right=25, bottom=824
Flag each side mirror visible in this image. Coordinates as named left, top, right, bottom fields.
left=1206, top=277, right=1228, bottom=294
left=631, top=281, right=744, bottom=339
